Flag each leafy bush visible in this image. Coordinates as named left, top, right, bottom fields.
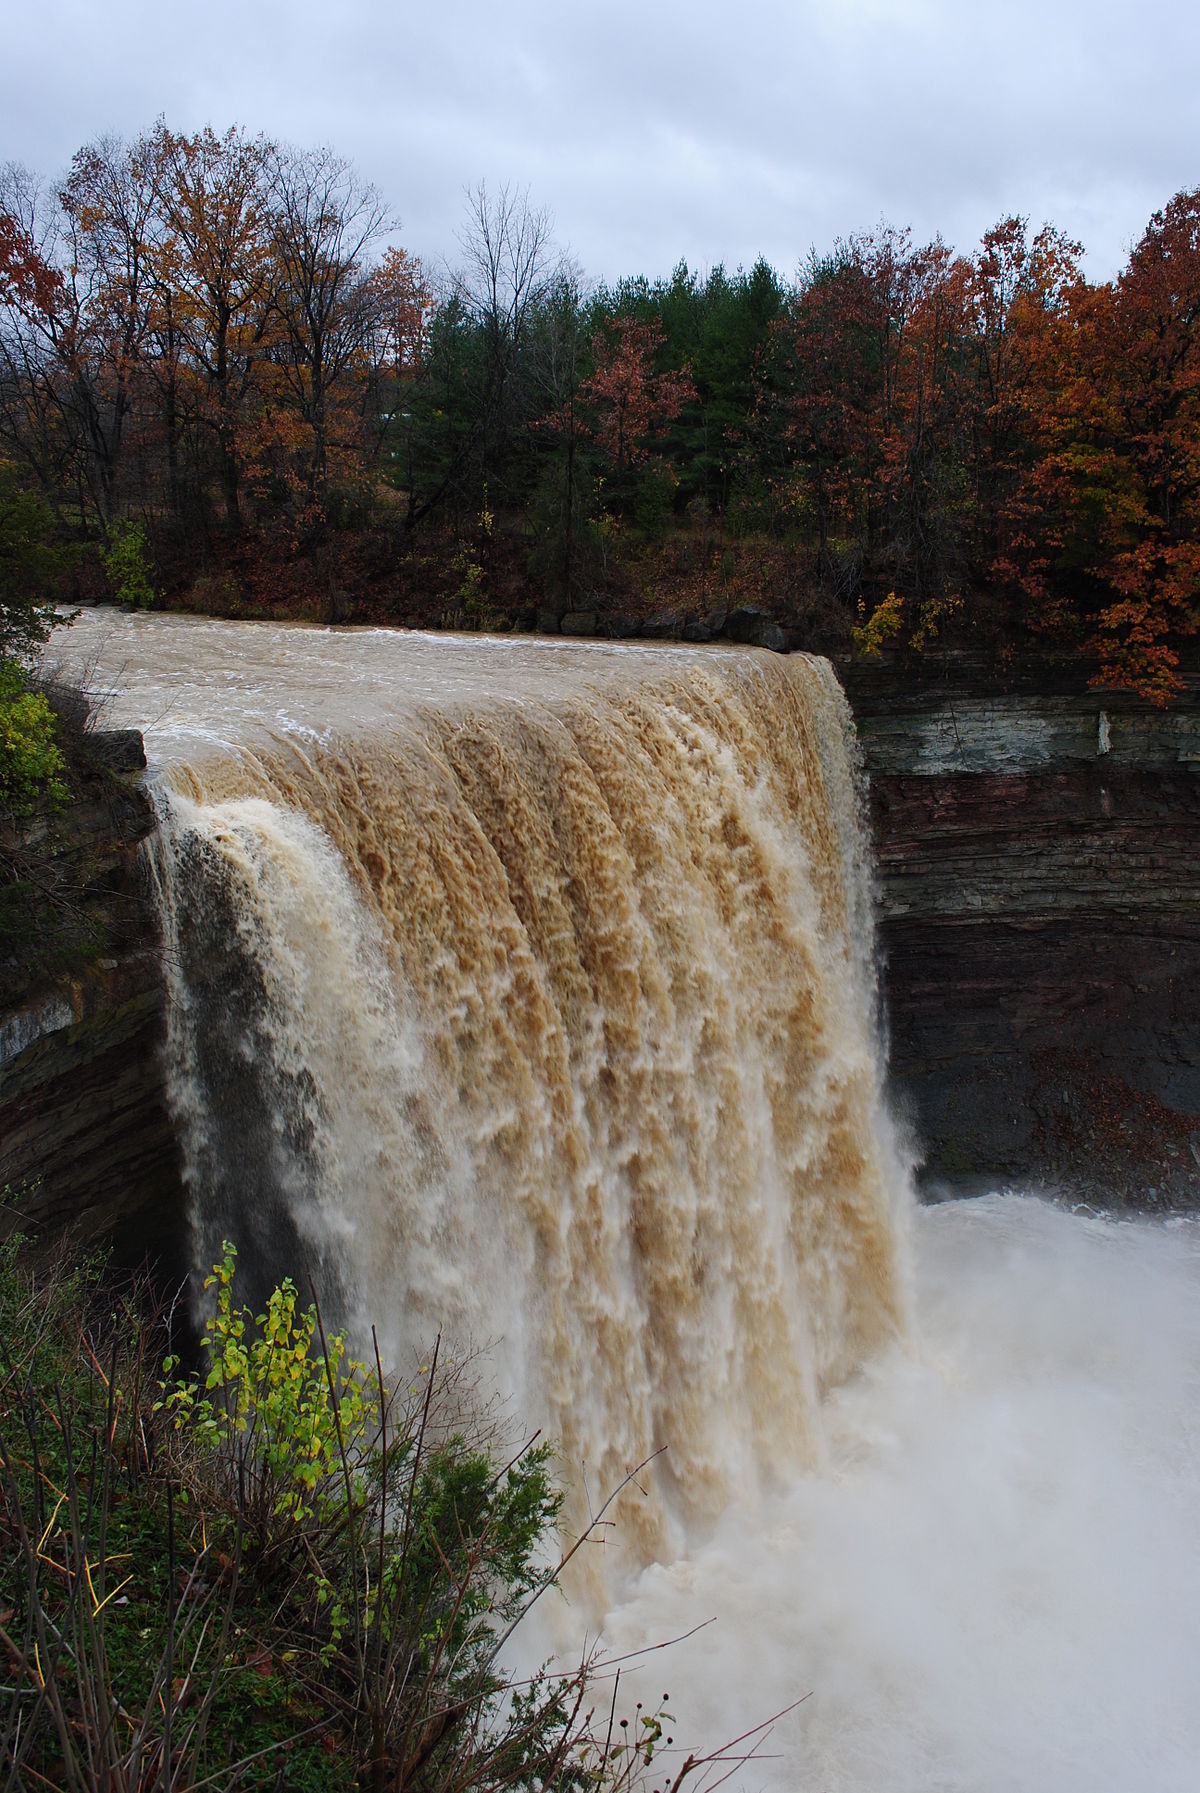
left=102, top=518, right=156, bottom=609
left=0, top=1236, right=709, bottom=1793
left=851, top=590, right=905, bottom=659
left=160, top=1244, right=379, bottom=1531
left=0, top=462, right=68, bottom=659
left=0, top=657, right=67, bottom=815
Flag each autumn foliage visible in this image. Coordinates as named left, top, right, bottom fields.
left=749, top=212, right=1200, bottom=698
left=0, top=212, right=60, bottom=315
left=2, top=121, right=1199, bottom=698
left=581, top=315, right=696, bottom=472
left=0, top=126, right=428, bottom=552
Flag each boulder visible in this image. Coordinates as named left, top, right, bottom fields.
left=725, top=605, right=787, bottom=651
left=87, top=728, right=147, bottom=773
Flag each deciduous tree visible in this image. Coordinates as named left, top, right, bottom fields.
left=1094, top=190, right=1200, bottom=697
left=581, top=313, right=695, bottom=477
left=155, top=124, right=278, bottom=527
left=452, top=183, right=561, bottom=499
left=270, top=145, right=390, bottom=513
left=0, top=207, right=60, bottom=316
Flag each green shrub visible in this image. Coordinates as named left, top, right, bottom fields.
left=160, top=1243, right=379, bottom=1530
left=0, top=462, right=67, bottom=658
left=0, top=657, right=67, bottom=815
left=0, top=1237, right=703, bottom=1793
left=102, top=517, right=156, bottom=608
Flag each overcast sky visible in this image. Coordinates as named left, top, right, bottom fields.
left=5, top=0, right=1198, bottom=287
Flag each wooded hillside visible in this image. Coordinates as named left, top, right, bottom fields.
left=3, top=125, right=1199, bottom=698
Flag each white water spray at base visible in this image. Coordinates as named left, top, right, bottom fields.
left=597, top=1194, right=1200, bottom=1792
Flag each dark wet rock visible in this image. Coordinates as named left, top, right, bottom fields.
left=0, top=733, right=187, bottom=1272
left=87, top=729, right=147, bottom=773
left=725, top=605, right=787, bottom=651
left=853, top=682, right=1200, bottom=1207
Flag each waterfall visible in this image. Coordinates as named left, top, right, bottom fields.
left=86, top=618, right=913, bottom=1577
left=55, top=617, right=1200, bottom=1788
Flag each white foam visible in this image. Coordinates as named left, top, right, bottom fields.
left=597, top=1195, right=1200, bottom=1792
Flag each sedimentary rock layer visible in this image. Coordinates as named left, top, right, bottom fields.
left=0, top=743, right=185, bottom=1265
left=852, top=683, right=1200, bottom=1201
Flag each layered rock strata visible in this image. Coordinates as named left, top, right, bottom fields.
left=850, top=679, right=1200, bottom=1204
left=0, top=734, right=185, bottom=1267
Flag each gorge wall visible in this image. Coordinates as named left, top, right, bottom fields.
left=846, top=669, right=1200, bottom=1205
left=0, top=729, right=185, bottom=1265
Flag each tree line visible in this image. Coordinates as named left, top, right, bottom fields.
left=2, top=122, right=1199, bottom=698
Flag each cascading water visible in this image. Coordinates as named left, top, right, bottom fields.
left=126, top=620, right=912, bottom=1580
left=59, top=614, right=1200, bottom=1791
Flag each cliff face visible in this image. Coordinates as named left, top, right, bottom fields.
left=849, top=679, right=1200, bottom=1204
left=0, top=733, right=185, bottom=1268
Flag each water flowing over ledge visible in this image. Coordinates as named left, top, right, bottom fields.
left=64, top=615, right=912, bottom=1582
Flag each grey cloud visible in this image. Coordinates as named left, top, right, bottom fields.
left=3, top=0, right=1198, bottom=283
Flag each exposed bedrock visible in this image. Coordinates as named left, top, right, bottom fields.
left=0, top=738, right=186, bottom=1270
left=848, top=678, right=1200, bottom=1204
